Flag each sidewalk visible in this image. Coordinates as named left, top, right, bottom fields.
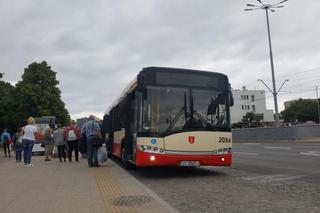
left=0, top=155, right=177, bottom=213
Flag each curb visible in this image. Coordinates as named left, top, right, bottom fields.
left=109, top=160, right=179, bottom=213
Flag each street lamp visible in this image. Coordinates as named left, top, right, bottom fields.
left=245, top=0, right=288, bottom=126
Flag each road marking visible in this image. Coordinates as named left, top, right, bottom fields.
left=233, top=152, right=259, bottom=156
left=243, top=175, right=305, bottom=182
left=264, top=147, right=291, bottom=150
left=300, top=151, right=320, bottom=156
left=243, top=143, right=260, bottom=145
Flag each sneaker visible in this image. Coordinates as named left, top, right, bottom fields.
left=45, top=158, right=51, bottom=161
left=24, top=164, right=28, bottom=167
left=27, top=164, right=34, bottom=168
left=64, top=159, right=66, bottom=162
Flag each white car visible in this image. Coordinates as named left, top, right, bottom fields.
left=32, top=143, right=45, bottom=155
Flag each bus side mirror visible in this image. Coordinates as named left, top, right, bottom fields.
left=207, top=103, right=217, bottom=115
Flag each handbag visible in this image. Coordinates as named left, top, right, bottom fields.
left=98, top=145, right=108, bottom=163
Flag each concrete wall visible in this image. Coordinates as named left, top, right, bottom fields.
left=232, top=124, right=320, bottom=142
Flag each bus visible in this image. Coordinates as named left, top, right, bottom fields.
left=103, top=67, right=234, bottom=168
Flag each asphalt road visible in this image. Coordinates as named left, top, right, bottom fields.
left=121, top=142, right=320, bottom=213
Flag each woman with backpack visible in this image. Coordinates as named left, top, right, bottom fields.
left=63, top=120, right=81, bottom=162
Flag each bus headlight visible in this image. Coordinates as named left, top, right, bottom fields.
left=138, top=145, right=165, bottom=154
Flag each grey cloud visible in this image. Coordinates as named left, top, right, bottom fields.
left=1, top=0, right=320, bottom=117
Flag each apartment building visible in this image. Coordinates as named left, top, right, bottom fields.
left=230, top=86, right=274, bottom=124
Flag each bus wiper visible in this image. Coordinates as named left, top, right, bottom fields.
left=166, top=107, right=185, bottom=132
left=193, top=110, right=212, bottom=127
left=166, top=93, right=188, bottom=132
left=189, top=89, right=210, bottom=128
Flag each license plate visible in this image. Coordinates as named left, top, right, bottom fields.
left=179, top=161, right=200, bottom=167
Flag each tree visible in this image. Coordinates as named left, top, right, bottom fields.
left=0, top=80, right=15, bottom=131
left=281, top=99, right=318, bottom=123
left=13, top=61, right=70, bottom=126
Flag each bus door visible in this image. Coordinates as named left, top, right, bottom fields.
left=130, top=92, right=142, bottom=162
left=125, top=92, right=142, bottom=162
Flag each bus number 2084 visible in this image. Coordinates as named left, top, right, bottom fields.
left=218, top=137, right=231, bottom=143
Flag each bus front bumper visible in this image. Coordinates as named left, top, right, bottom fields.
left=135, top=149, right=232, bottom=167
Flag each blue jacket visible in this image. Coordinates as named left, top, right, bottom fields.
left=0, top=132, right=11, bottom=144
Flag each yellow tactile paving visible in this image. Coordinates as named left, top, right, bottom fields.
left=94, top=162, right=170, bottom=213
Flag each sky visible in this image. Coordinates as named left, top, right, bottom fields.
left=1, top=0, right=320, bottom=119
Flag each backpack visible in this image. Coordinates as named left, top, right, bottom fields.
left=67, top=129, right=77, bottom=141
left=3, top=134, right=8, bottom=143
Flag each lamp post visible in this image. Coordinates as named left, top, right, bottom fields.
left=245, top=0, right=288, bottom=126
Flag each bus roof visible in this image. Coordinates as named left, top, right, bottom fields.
left=141, top=66, right=228, bottom=78
left=104, top=67, right=229, bottom=115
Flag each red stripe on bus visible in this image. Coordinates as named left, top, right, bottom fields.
left=135, top=149, right=232, bottom=167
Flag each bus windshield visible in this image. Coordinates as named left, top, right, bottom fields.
left=142, top=86, right=229, bottom=136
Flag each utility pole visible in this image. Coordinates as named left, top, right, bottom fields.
left=317, top=86, right=320, bottom=124
left=245, top=0, right=289, bottom=126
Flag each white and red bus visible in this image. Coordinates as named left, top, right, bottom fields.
left=103, top=67, right=234, bottom=169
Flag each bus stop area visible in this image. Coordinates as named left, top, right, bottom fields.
left=0, top=155, right=176, bottom=213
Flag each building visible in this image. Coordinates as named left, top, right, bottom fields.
left=230, top=86, right=274, bottom=124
